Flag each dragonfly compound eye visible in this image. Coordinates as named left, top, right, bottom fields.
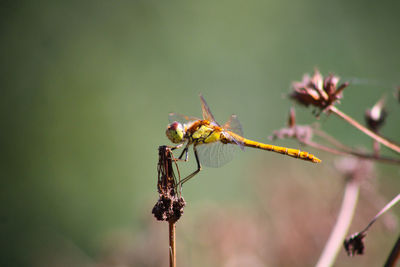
left=166, top=121, right=184, bottom=143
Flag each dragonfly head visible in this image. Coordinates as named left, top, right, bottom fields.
left=166, top=121, right=185, bottom=144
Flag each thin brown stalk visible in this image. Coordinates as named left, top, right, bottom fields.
left=301, top=139, right=348, bottom=155
left=344, top=194, right=400, bottom=257
left=299, top=139, right=400, bottom=165
left=153, top=146, right=186, bottom=267
left=328, top=106, right=400, bottom=154
left=373, top=140, right=380, bottom=157
left=359, top=194, right=400, bottom=235
left=384, top=235, right=400, bottom=267
left=169, top=221, right=176, bottom=267
left=313, top=128, right=354, bottom=153
left=316, top=180, right=360, bottom=267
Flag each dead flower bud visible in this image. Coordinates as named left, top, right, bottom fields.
left=290, top=69, right=349, bottom=112
left=344, top=232, right=366, bottom=256
left=365, top=96, right=387, bottom=132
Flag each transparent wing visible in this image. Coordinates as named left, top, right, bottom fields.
left=196, top=142, right=238, bottom=168
left=223, top=114, right=245, bottom=151
left=168, top=113, right=200, bottom=124
left=223, top=114, right=243, bottom=136
left=199, top=95, right=218, bottom=124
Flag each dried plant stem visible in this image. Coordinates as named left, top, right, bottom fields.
left=153, top=146, right=185, bottom=267
left=373, top=140, right=380, bottom=157
left=360, top=194, right=400, bottom=235
left=300, top=139, right=400, bottom=165
left=328, top=106, right=400, bottom=154
left=316, top=180, right=360, bottom=267
left=313, top=128, right=354, bottom=153
left=169, top=221, right=176, bottom=267
left=385, top=235, right=400, bottom=267
left=301, top=139, right=349, bottom=155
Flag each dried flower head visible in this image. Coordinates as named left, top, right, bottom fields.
left=290, top=69, right=349, bottom=112
left=152, top=194, right=186, bottom=222
left=152, top=146, right=185, bottom=223
left=365, top=96, right=387, bottom=132
left=344, top=232, right=366, bottom=256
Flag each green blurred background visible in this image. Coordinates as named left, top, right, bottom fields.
left=1, top=1, right=399, bottom=266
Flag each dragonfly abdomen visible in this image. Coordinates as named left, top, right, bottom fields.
left=238, top=137, right=321, bottom=163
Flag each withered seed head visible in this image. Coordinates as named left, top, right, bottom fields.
left=290, top=69, right=349, bottom=112
left=152, top=194, right=186, bottom=223
left=344, top=232, right=366, bottom=256
left=365, top=96, right=387, bottom=132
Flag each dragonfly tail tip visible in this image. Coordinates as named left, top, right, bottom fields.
left=313, top=157, right=322, bottom=163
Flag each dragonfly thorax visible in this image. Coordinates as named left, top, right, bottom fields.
left=166, top=121, right=186, bottom=144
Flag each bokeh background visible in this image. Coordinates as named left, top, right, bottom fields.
left=1, top=1, right=400, bottom=266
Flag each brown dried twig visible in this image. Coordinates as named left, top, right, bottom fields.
left=152, top=145, right=186, bottom=267
left=273, top=80, right=400, bottom=266
left=328, top=106, right=400, bottom=154
left=385, top=235, right=400, bottom=267
left=344, top=194, right=400, bottom=257
left=270, top=112, right=400, bottom=165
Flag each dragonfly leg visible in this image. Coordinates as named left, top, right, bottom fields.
left=177, top=143, right=189, bottom=161
left=177, top=145, right=202, bottom=186
left=171, top=143, right=189, bottom=162
left=178, top=145, right=189, bottom=161
left=170, top=143, right=184, bottom=151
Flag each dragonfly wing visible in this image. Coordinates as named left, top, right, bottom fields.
left=199, top=95, right=218, bottom=124
left=223, top=114, right=243, bottom=136
left=222, top=131, right=245, bottom=151
left=169, top=113, right=200, bottom=124
left=223, top=114, right=245, bottom=151
left=196, top=142, right=237, bottom=168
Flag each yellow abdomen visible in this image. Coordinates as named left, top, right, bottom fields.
left=228, top=132, right=321, bottom=163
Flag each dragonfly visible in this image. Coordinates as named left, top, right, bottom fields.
left=166, top=95, right=321, bottom=185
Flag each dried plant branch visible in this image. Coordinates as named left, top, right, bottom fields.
left=289, top=70, right=399, bottom=265
left=384, top=235, right=400, bottom=267
left=312, top=128, right=354, bottom=153
left=316, top=180, right=361, bottom=267
left=169, top=222, right=176, bottom=267
left=300, top=138, right=400, bottom=165
left=312, top=125, right=399, bottom=163
left=344, top=194, right=400, bottom=257
left=364, top=194, right=400, bottom=232
left=352, top=194, right=399, bottom=238
left=290, top=70, right=400, bottom=154
left=373, top=140, right=380, bottom=157
left=271, top=122, right=400, bottom=164
left=153, top=145, right=186, bottom=267
left=328, top=106, right=400, bottom=154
